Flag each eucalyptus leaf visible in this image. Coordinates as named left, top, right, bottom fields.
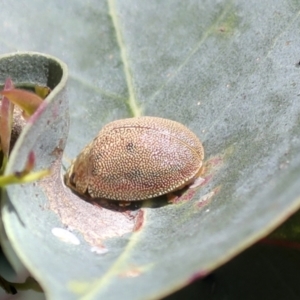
left=1, top=1, right=300, bottom=300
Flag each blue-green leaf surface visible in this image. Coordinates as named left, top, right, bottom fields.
left=1, top=1, right=300, bottom=299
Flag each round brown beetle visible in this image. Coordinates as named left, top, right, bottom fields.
left=64, top=116, right=204, bottom=202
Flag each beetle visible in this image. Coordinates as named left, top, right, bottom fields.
left=64, top=116, right=204, bottom=203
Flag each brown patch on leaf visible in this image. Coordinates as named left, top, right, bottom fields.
left=195, top=186, right=221, bottom=209
left=39, top=158, right=139, bottom=248
left=133, top=209, right=145, bottom=231
left=167, top=160, right=222, bottom=209
left=203, top=156, right=224, bottom=172
left=168, top=154, right=225, bottom=205
left=198, top=174, right=213, bottom=186
left=168, top=175, right=210, bottom=205
left=168, top=187, right=196, bottom=204
left=50, top=139, right=64, bottom=158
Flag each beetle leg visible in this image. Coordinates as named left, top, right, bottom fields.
left=167, top=193, right=180, bottom=203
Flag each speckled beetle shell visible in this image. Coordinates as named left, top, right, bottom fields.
left=64, top=116, right=204, bottom=201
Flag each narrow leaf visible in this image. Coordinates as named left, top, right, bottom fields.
left=0, top=89, right=43, bottom=119
left=0, top=151, right=49, bottom=187
left=0, top=169, right=50, bottom=186
left=35, top=85, right=51, bottom=99
left=0, top=78, right=14, bottom=158
left=22, top=151, right=35, bottom=175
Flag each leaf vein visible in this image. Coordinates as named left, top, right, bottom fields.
left=108, top=0, right=142, bottom=117
left=149, top=0, right=234, bottom=101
